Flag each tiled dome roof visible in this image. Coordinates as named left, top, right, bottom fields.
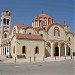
left=34, top=14, right=51, bottom=19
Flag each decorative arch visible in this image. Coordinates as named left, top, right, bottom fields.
left=54, top=27, right=60, bottom=36
left=47, top=23, right=65, bottom=32
left=22, top=46, right=26, bottom=54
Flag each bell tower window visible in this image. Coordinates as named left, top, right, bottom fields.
left=7, top=19, right=9, bottom=25
left=3, top=18, right=6, bottom=24
left=4, top=33, right=7, bottom=38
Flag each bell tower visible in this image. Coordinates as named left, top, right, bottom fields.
left=0, top=10, right=11, bottom=39
left=0, top=10, right=11, bottom=55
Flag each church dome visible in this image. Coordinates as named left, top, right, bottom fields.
left=34, top=14, right=51, bottom=19
left=32, top=14, right=55, bottom=28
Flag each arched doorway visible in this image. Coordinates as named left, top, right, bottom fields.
left=54, top=42, right=59, bottom=56
left=54, top=47, right=59, bottom=56
left=68, top=47, right=70, bottom=55
left=5, top=47, right=6, bottom=55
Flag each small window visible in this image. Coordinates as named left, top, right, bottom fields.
left=22, top=46, right=26, bottom=54
left=48, top=18, right=51, bottom=25
left=4, top=33, right=7, bottom=38
left=13, top=46, right=15, bottom=54
left=69, top=37, right=70, bottom=41
left=40, top=34, right=43, bottom=36
left=29, top=33, right=31, bottom=34
left=52, top=18, right=54, bottom=23
left=39, top=20, right=42, bottom=26
left=7, top=19, right=9, bottom=25
left=35, top=46, right=39, bottom=54
left=44, top=20, right=47, bottom=25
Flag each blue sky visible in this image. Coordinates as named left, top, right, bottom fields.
left=0, top=0, right=74, bottom=32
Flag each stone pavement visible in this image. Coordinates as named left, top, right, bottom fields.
left=0, top=60, right=74, bottom=75
left=0, top=55, right=75, bottom=64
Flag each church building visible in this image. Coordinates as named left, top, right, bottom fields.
left=0, top=10, right=75, bottom=60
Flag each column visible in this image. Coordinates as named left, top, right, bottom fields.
left=64, top=44, right=67, bottom=56
left=2, top=47, right=3, bottom=55
left=58, top=44, right=61, bottom=56
left=4, top=46, right=5, bottom=55
left=51, top=43, right=54, bottom=57
left=6, top=46, right=7, bottom=55
left=0, top=46, right=1, bottom=55
left=8, top=44, right=10, bottom=56
left=1, top=46, right=2, bottom=55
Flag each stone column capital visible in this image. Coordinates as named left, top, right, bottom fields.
left=64, top=44, right=67, bottom=47
left=58, top=42, right=61, bottom=47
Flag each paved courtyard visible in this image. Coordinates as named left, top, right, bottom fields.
left=0, top=59, right=74, bottom=75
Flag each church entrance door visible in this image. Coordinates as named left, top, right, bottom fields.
left=54, top=47, right=59, bottom=56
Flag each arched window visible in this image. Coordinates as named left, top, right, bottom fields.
left=39, top=20, right=42, bottom=27
left=3, top=18, right=6, bottom=24
left=22, top=46, right=26, bottom=54
left=35, top=46, right=39, bottom=54
left=4, top=33, right=7, bottom=38
left=69, top=37, right=70, bottom=41
left=44, top=20, right=47, bottom=26
left=52, top=18, right=54, bottom=23
left=7, top=19, right=9, bottom=25
left=35, top=21, right=38, bottom=27
left=48, top=18, right=51, bottom=25
left=13, top=46, right=15, bottom=54
left=54, top=27, right=60, bottom=36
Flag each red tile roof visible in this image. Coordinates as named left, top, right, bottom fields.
left=48, top=40, right=70, bottom=43
left=34, top=14, right=51, bottom=19
left=15, top=33, right=44, bottom=40
left=66, top=32, right=75, bottom=35
left=14, top=24, right=32, bottom=29
left=45, top=23, right=64, bottom=31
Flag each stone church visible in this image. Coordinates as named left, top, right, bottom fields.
left=0, top=10, right=75, bottom=59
